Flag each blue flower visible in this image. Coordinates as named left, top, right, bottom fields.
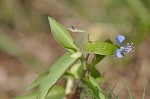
left=114, top=35, right=134, bottom=58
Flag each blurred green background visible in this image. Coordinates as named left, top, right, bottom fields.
left=0, top=0, right=150, bottom=99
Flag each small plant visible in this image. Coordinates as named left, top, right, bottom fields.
left=15, top=17, right=135, bottom=99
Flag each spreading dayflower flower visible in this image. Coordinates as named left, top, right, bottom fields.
left=114, top=35, right=134, bottom=58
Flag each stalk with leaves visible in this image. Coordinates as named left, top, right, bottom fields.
left=15, top=17, right=136, bottom=99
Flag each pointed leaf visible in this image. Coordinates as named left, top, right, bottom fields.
left=126, top=82, right=133, bottom=99
left=28, top=71, right=49, bottom=89
left=29, top=52, right=82, bottom=89
left=15, top=85, right=65, bottom=99
left=92, top=54, right=105, bottom=66
left=37, top=52, right=81, bottom=99
left=84, top=41, right=118, bottom=55
left=89, top=75, right=106, bottom=99
left=142, top=87, right=146, bottom=99
left=82, top=78, right=100, bottom=99
left=48, top=17, right=78, bottom=52
left=89, top=67, right=104, bottom=83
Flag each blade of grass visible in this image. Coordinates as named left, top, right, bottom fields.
left=126, top=82, right=133, bottom=99
left=142, top=86, right=146, bottom=99
left=116, top=85, right=126, bottom=98
left=105, top=85, right=117, bottom=98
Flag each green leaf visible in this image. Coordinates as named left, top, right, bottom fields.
left=92, top=54, right=105, bottom=66
left=29, top=51, right=82, bottom=89
left=82, top=78, right=108, bottom=99
left=15, top=85, right=65, bottom=99
left=46, top=86, right=65, bottom=99
left=89, top=75, right=106, bottom=99
left=37, top=52, right=81, bottom=99
left=28, top=71, right=49, bottom=89
left=82, top=78, right=100, bottom=99
left=70, top=61, right=83, bottom=79
left=84, top=41, right=118, bottom=55
left=48, top=17, right=78, bottom=52
left=89, top=67, right=104, bottom=83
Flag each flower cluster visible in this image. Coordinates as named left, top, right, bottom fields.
left=114, top=35, right=134, bottom=58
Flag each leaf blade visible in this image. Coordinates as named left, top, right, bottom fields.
left=89, top=75, right=106, bottom=99
left=84, top=41, right=118, bottom=55
left=48, top=17, right=78, bottom=52
left=126, top=83, right=133, bottom=99
left=37, top=52, right=80, bottom=99
left=28, top=71, right=49, bottom=89
left=15, top=85, right=65, bottom=99
left=29, top=52, right=82, bottom=89
left=142, top=86, right=146, bottom=99
left=89, top=67, right=104, bottom=83
left=92, top=54, right=105, bottom=66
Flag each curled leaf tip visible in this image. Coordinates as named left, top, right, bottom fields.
left=70, top=51, right=82, bottom=59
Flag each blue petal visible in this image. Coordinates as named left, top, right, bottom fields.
left=114, top=49, right=123, bottom=58
left=115, top=35, right=125, bottom=46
